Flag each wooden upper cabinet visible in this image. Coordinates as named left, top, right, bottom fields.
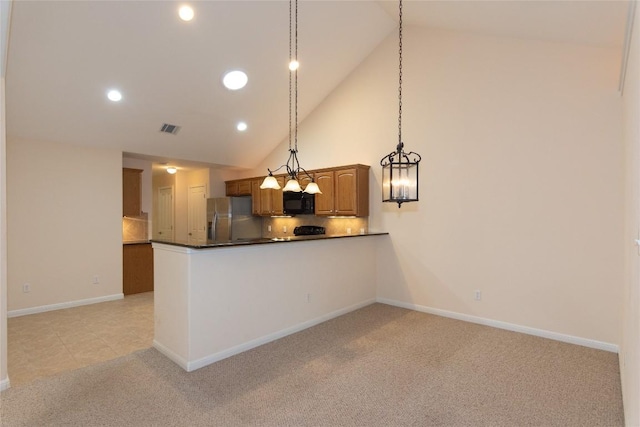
left=226, top=181, right=238, bottom=196
left=226, top=179, right=252, bottom=196
left=315, top=165, right=369, bottom=217
left=259, top=176, right=285, bottom=216
left=229, top=164, right=369, bottom=217
left=335, top=167, right=369, bottom=216
left=272, top=176, right=285, bottom=215
left=238, top=180, right=252, bottom=195
left=123, top=168, right=143, bottom=217
left=251, top=180, right=262, bottom=215
left=246, top=176, right=287, bottom=216
left=299, top=173, right=313, bottom=190
left=314, top=171, right=335, bottom=215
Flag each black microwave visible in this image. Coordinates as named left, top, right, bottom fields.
left=283, top=192, right=315, bottom=215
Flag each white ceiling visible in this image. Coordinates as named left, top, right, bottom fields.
left=5, top=1, right=630, bottom=171
left=378, top=0, right=629, bottom=47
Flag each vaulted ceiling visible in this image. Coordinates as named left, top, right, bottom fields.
left=4, top=1, right=630, bottom=171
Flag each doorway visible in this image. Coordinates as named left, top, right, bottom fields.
left=187, top=184, right=207, bottom=245
left=157, top=185, right=174, bottom=240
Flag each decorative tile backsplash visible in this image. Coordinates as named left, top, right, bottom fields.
left=122, top=213, right=149, bottom=242
left=263, top=215, right=368, bottom=239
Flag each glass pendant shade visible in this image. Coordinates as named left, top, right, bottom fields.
left=282, top=178, right=303, bottom=192
left=260, top=175, right=281, bottom=190
left=303, top=181, right=322, bottom=194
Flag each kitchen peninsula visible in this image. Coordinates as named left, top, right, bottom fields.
left=152, top=233, right=388, bottom=371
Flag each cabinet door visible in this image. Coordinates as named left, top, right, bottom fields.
left=251, top=180, right=262, bottom=215
left=271, top=176, right=285, bottom=215
left=314, top=171, right=335, bottom=215
left=237, top=180, right=252, bottom=196
left=299, top=174, right=313, bottom=192
left=123, top=168, right=142, bottom=216
left=260, top=176, right=285, bottom=216
left=226, top=180, right=251, bottom=196
left=225, top=181, right=239, bottom=196
left=335, top=168, right=358, bottom=215
left=123, top=244, right=154, bottom=295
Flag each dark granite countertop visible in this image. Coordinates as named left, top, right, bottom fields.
left=151, top=232, right=388, bottom=249
left=123, top=240, right=151, bottom=245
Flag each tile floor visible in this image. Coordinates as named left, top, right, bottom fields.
left=7, top=292, right=153, bottom=387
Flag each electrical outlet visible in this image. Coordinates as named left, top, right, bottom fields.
left=474, top=290, right=482, bottom=301
left=347, top=228, right=352, bottom=234
left=92, top=275, right=100, bottom=285
left=22, top=283, right=30, bottom=293
left=267, top=225, right=272, bottom=232
left=283, top=226, right=287, bottom=233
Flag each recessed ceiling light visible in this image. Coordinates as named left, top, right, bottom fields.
left=289, top=60, right=299, bottom=71
left=178, top=5, right=194, bottom=21
left=166, top=166, right=178, bottom=174
left=107, top=89, right=122, bottom=102
left=236, top=122, right=248, bottom=132
left=222, top=70, right=248, bottom=90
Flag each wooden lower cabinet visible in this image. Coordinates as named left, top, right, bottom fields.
left=123, top=243, right=154, bottom=295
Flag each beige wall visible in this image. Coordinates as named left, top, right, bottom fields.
left=209, top=168, right=228, bottom=198
left=6, top=138, right=123, bottom=312
left=0, top=0, right=11, bottom=390
left=0, top=77, right=8, bottom=389
left=254, top=27, right=624, bottom=346
left=621, top=3, right=640, bottom=424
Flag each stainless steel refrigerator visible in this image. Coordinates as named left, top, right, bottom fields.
left=206, top=197, right=262, bottom=243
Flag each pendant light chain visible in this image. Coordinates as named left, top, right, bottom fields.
left=288, top=0, right=293, bottom=153
left=260, top=0, right=323, bottom=195
left=294, top=0, right=299, bottom=153
left=379, top=0, right=421, bottom=208
left=398, top=0, right=403, bottom=147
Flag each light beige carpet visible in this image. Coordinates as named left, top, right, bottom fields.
left=0, top=303, right=624, bottom=426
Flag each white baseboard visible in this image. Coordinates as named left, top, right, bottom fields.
left=185, top=298, right=377, bottom=372
left=8, top=293, right=124, bottom=318
left=0, top=377, right=10, bottom=391
left=377, top=298, right=619, bottom=353
left=152, top=340, right=189, bottom=371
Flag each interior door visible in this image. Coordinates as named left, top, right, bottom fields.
left=188, top=184, right=207, bottom=245
left=157, top=186, right=174, bottom=240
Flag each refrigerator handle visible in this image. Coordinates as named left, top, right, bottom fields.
left=212, top=211, right=217, bottom=241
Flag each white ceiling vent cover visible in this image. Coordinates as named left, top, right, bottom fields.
left=160, top=123, right=181, bottom=135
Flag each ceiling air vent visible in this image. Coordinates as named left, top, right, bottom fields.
left=160, top=123, right=181, bottom=135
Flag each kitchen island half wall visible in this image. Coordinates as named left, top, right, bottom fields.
left=152, top=234, right=385, bottom=371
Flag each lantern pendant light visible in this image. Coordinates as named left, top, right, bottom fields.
left=380, top=0, right=421, bottom=208
left=260, top=0, right=321, bottom=195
